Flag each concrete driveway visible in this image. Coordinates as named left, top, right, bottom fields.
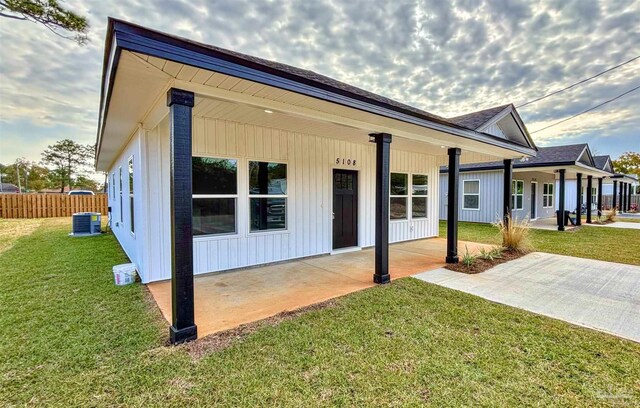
left=414, top=253, right=640, bottom=342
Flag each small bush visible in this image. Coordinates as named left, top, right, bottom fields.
left=461, top=245, right=476, bottom=267
left=604, top=208, right=617, bottom=222
left=478, top=246, right=504, bottom=261
left=495, top=215, right=531, bottom=254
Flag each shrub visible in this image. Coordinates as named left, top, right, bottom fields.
left=478, top=246, right=505, bottom=261
left=495, top=215, right=531, bottom=253
left=604, top=208, right=617, bottom=222
left=461, top=245, right=476, bottom=267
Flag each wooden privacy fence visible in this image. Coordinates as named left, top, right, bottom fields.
left=601, top=194, right=639, bottom=210
left=0, top=194, right=108, bottom=219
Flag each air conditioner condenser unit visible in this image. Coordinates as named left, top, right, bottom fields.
left=70, top=212, right=102, bottom=236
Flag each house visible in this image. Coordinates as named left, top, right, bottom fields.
left=439, top=140, right=613, bottom=228
left=0, top=183, right=20, bottom=193
left=95, top=19, right=537, bottom=343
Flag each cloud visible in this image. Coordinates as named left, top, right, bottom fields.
left=0, top=0, right=638, bottom=165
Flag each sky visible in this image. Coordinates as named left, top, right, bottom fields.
left=0, top=0, right=639, bottom=168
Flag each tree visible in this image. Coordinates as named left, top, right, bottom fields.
left=0, top=158, right=52, bottom=192
left=612, top=152, right=640, bottom=178
left=41, top=139, right=94, bottom=193
left=73, top=175, right=100, bottom=192
left=0, top=0, right=88, bottom=44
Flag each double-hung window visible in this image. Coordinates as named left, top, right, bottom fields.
left=390, top=173, right=408, bottom=219
left=591, top=187, right=597, bottom=206
left=249, top=161, right=287, bottom=232
left=512, top=180, right=524, bottom=210
left=462, top=180, right=480, bottom=210
left=412, top=174, right=428, bottom=218
left=543, top=183, right=554, bottom=208
left=111, top=173, right=115, bottom=198
left=192, top=157, right=238, bottom=236
left=128, top=157, right=135, bottom=234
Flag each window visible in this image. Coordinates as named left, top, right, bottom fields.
left=192, top=157, right=238, bottom=236
left=462, top=180, right=480, bottom=210
left=591, top=187, right=597, bottom=206
left=543, top=183, right=554, bottom=208
left=512, top=180, right=524, bottom=210
left=249, top=161, right=287, bottom=232
left=390, top=173, right=408, bottom=219
left=411, top=174, right=428, bottom=218
left=118, top=167, right=123, bottom=223
left=128, top=157, right=135, bottom=234
left=111, top=173, right=115, bottom=197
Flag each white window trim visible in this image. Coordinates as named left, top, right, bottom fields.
left=192, top=155, right=240, bottom=238
left=462, top=179, right=480, bottom=211
left=411, top=173, right=429, bottom=219
left=248, top=159, right=288, bottom=234
left=512, top=180, right=524, bottom=210
left=542, top=183, right=554, bottom=208
left=128, top=156, right=135, bottom=237
left=118, top=166, right=123, bottom=223
left=390, top=172, right=409, bottom=221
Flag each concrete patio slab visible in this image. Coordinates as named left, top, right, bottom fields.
left=530, top=217, right=577, bottom=231
left=414, top=252, right=640, bottom=342
left=148, top=238, right=491, bottom=337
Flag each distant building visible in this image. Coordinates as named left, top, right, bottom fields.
left=0, top=183, right=20, bottom=193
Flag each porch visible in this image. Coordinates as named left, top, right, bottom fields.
left=148, top=238, right=491, bottom=337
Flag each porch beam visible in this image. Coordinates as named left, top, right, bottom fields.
left=558, top=169, right=566, bottom=231
left=586, top=175, right=593, bottom=224
left=597, top=177, right=603, bottom=217
left=167, top=88, right=198, bottom=344
left=503, top=159, right=512, bottom=225
left=575, top=173, right=582, bottom=226
left=446, top=148, right=461, bottom=263
left=371, top=132, right=392, bottom=284
left=612, top=180, right=617, bottom=209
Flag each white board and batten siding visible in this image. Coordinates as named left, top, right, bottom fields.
left=132, top=115, right=440, bottom=283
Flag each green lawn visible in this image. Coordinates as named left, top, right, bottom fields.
left=440, top=221, right=640, bottom=265
left=1, top=219, right=639, bottom=406
left=618, top=217, right=640, bottom=223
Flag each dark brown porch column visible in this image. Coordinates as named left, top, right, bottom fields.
left=586, top=175, right=593, bottom=224
left=575, top=173, right=582, bottom=226
left=446, top=148, right=461, bottom=263
left=612, top=180, right=618, bottom=209
left=620, top=182, right=625, bottom=213
left=628, top=183, right=633, bottom=212
left=371, top=133, right=392, bottom=284
left=503, top=159, right=512, bottom=225
left=597, top=177, right=603, bottom=217
left=558, top=169, right=566, bottom=231
left=167, top=88, right=197, bottom=344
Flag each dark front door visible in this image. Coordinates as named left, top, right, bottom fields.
left=333, top=169, right=358, bottom=249
left=531, top=183, right=537, bottom=219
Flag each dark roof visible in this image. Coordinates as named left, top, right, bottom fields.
left=593, top=155, right=611, bottom=170
left=447, top=104, right=511, bottom=129
left=97, top=19, right=538, bottom=164
left=441, top=143, right=590, bottom=172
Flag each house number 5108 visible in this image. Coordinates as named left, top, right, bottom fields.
left=336, top=158, right=356, bottom=166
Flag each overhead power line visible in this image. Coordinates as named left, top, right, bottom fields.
left=530, top=85, right=640, bottom=134
left=516, top=55, right=640, bottom=108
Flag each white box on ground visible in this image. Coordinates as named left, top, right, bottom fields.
left=113, top=263, right=137, bottom=286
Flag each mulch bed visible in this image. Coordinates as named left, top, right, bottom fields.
left=445, top=249, right=525, bottom=274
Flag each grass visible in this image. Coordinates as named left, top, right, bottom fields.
left=618, top=217, right=640, bottom=223
left=440, top=220, right=640, bottom=265
left=1, top=219, right=639, bottom=406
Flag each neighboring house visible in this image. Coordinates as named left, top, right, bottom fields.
left=95, top=19, right=537, bottom=343
left=0, top=183, right=20, bottom=193
left=440, top=141, right=612, bottom=224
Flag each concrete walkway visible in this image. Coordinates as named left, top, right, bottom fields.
left=586, top=221, right=640, bottom=229
left=414, top=252, right=640, bottom=342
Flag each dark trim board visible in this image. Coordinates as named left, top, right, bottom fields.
left=96, top=18, right=537, bottom=166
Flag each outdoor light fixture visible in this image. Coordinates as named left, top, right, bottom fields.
left=369, top=134, right=377, bottom=143
left=264, top=109, right=273, bottom=114
left=440, top=145, right=446, bottom=149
